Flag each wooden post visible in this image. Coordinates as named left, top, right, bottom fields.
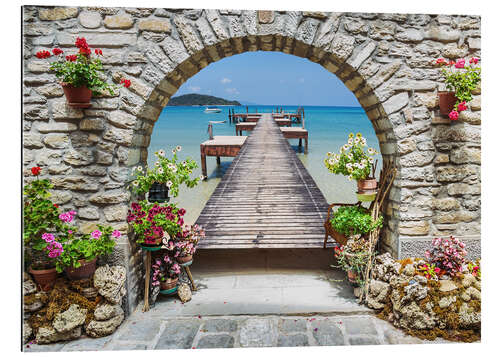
left=298, top=138, right=302, bottom=149
left=185, top=266, right=197, bottom=291
left=216, top=156, right=221, bottom=165
left=200, top=147, right=207, bottom=179
left=142, top=251, right=151, bottom=312
left=305, top=137, right=308, bottom=154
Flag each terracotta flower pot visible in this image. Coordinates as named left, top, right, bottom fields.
left=29, top=266, right=58, bottom=291
left=347, top=270, right=358, bottom=284
left=61, top=83, right=92, bottom=108
left=160, top=277, right=178, bottom=291
left=142, top=236, right=162, bottom=247
left=357, top=178, right=377, bottom=193
left=438, top=91, right=458, bottom=116
left=177, top=254, right=193, bottom=264
left=65, top=258, right=97, bottom=281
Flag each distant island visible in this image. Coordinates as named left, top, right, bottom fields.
left=167, top=94, right=241, bottom=106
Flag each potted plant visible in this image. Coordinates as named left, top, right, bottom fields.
left=329, top=205, right=383, bottom=245
left=56, top=225, right=121, bottom=280
left=127, top=201, right=186, bottom=247
left=333, top=235, right=372, bottom=286
left=23, top=167, right=68, bottom=290
left=324, top=133, right=378, bottom=201
left=174, top=224, right=206, bottom=264
left=152, top=254, right=181, bottom=292
left=36, top=37, right=130, bottom=108
left=130, top=146, right=201, bottom=203
left=435, top=57, right=481, bottom=120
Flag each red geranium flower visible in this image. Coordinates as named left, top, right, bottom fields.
left=120, top=78, right=131, bottom=88
left=66, top=54, right=77, bottom=62
left=436, top=58, right=446, bottom=65
left=52, top=48, right=63, bottom=56
left=75, top=37, right=88, bottom=49
left=94, top=49, right=103, bottom=56
left=457, top=101, right=467, bottom=112
left=53, top=204, right=59, bottom=208
left=31, top=166, right=41, bottom=176
left=35, top=50, right=51, bottom=59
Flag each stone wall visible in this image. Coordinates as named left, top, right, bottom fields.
left=22, top=6, right=481, bottom=314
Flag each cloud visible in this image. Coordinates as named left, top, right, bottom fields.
left=225, top=87, right=239, bottom=95
left=220, top=77, right=232, bottom=84
left=189, top=86, right=201, bottom=92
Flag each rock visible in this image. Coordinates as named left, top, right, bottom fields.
left=103, top=14, right=134, bottom=29
left=78, top=11, right=102, bottom=28
left=458, top=303, right=481, bottom=329
left=439, top=280, right=458, bottom=292
left=413, top=275, right=428, bottom=285
left=401, top=263, right=416, bottom=276
left=177, top=283, right=192, bottom=303
left=23, top=321, right=33, bottom=344
left=93, top=265, right=126, bottom=304
left=438, top=295, right=456, bottom=309
left=24, top=293, right=46, bottom=313
left=94, top=302, right=123, bottom=321
left=138, top=19, right=171, bottom=33
left=461, top=291, right=471, bottom=302
left=39, top=7, right=78, bottom=21
left=465, top=286, right=481, bottom=300
left=24, top=278, right=37, bottom=295
left=372, top=253, right=401, bottom=282
left=258, top=10, right=274, bottom=24
left=462, top=274, right=477, bottom=288
left=36, top=326, right=82, bottom=344
left=366, top=280, right=390, bottom=309
left=86, top=311, right=124, bottom=337
left=402, top=283, right=428, bottom=303
left=53, top=304, right=87, bottom=333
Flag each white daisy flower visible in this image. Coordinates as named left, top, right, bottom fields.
left=132, top=180, right=139, bottom=186
left=367, top=148, right=376, bottom=155
left=348, top=138, right=353, bottom=145
left=199, top=175, right=205, bottom=180
left=182, top=161, right=187, bottom=166
left=176, top=145, right=182, bottom=152
left=348, top=175, right=353, bottom=181
left=137, top=166, right=143, bottom=172
left=328, top=158, right=335, bottom=165
left=158, top=167, right=164, bottom=174
left=172, top=148, right=176, bottom=154
left=354, top=137, right=360, bottom=144
left=327, top=152, right=333, bottom=156
left=166, top=180, right=173, bottom=188
left=369, top=157, right=374, bottom=163
left=361, top=159, right=368, bottom=165
left=171, top=165, right=177, bottom=173
left=361, top=138, right=367, bottom=146
left=154, top=161, right=160, bottom=167
left=158, top=149, right=165, bottom=157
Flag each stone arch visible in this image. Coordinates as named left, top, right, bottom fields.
left=22, top=6, right=482, bottom=313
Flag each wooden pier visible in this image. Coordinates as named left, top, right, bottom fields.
left=200, top=136, right=247, bottom=178
left=235, top=122, right=256, bottom=136
left=274, top=118, right=292, bottom=127
left=196, top=114, right=329, bottom=249
left=280, top=127, right=309, bottom=153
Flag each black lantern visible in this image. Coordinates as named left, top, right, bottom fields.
left=148, top=182, right=169, bottom=203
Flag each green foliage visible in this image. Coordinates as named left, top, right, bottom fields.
left=330, top=206, right=383, bottom=236
left=130, top=146, right=200, bottom=197
left=324, top=132, right=377, bottom=181
left=50, top=53, right=116, bottom=96
left=333, top=236, right=373, bottom=286
left=167, top=93, right=241, bottom=106
left=55, top=225, right=117, bottom=273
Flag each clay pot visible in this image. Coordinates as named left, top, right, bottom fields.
left=177, top=255, right=193, bottom=264
left=65, top=258, right=97, bottom=281
left=160, top=277, right=179, bottom=291
left=347, top=270, right=358, bottom=284
left=357, top=178, right=377, bottom=193
left=29, top=266, right=57, bottom=291
left=61, top=83, right=92, bottom=108
left=438, top=91, right=458, bottom=116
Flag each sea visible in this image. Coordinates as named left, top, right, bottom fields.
left=148, top=105, right=382, bottom=225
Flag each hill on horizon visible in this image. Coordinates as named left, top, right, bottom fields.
left=167, top=93, right=241, bottom=106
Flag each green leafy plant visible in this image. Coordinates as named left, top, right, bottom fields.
left=36, top=37, right=129, bottom=95
left=330, top=206, right=383, bottom=236
left=324, top=133, right=377, bottom=181
left=130, top=146, right=201, bottom=198
left=55, top=225, right=120, bottom=273
left=436, top=57, right=481, bottom=120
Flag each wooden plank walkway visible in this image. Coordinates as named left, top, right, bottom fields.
left=196, top=114, right=330, bottom=249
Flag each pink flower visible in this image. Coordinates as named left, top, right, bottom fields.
left=68, top=230, right=73, bottom=234
left=91, top=230, right=102, bottom=239
left=448, top=110, right=459, bottom=120
left=434, top=267, right=441, bottom=274
left=457, top=101, right=467, bottom=112
left=469, top=57, right=479, bottom=64
left=42, top=233, right=55, bottom=243
left=112, top=230, right=121, bottom=238
left=455, top=59, right=466, bottom=69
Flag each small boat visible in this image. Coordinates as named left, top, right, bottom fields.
left=204, top=106, right=222, bottom=113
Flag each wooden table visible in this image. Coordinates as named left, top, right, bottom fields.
left=246, top=116, right=261, bottom=122
left=200, top=136, right=247, bottom=178
left=280, top=127, right=309, bottom=153
left=236, top=122, right=257, bottom=135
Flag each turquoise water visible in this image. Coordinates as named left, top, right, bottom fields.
left=149, top=105, right=382, bottom=225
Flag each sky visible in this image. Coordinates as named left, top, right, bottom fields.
left=174, top=51, right=361, bottom=107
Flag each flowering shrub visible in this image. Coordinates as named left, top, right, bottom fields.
left=333, top=236, right=372, bottom=286
left=324, top=133, right=377, bottom=181
left=130, top=146, right=201, bottom=198
left=416, top=262, right=442, bottom=280
left=36, top=37, right=129, bottom=95
left=467, top=260, right=481, bottom=278
left=55, top=225, right=120, bottom=273
left=425, top=236, right=467, bottom=276
left=436, top=57, right=481, bottom=120
left=127, top=201, right=187, bottom=245
left=23, top=167, right=66, bottom=268
left=174, top=224, right=206, bottom=258
left=152, top=254, right=181, bottom=287
left=330, top=205, right=383, bottom=236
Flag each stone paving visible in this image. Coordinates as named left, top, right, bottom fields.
left=26, top=313, right=445, bottom=351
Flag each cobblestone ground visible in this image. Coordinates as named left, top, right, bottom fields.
left=25, top=313, right=448, bottom=351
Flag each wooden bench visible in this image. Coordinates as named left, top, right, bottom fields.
left=280, top=127, right=308, bottom=153
left=200, top=136, right=247, bottom=178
